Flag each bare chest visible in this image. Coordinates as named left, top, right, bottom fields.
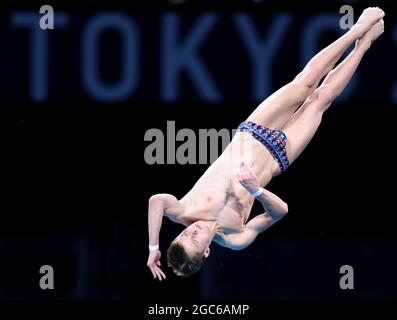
left=216, top=205, right=246, bottom=233
left=180, top=181, right=253, bottom=233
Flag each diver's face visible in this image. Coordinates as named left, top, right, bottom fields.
left=176, top=221, right=212, bottom=257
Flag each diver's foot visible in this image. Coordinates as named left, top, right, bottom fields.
left=356, top=19, right=385, bottom=50
left=352, top=7, right=385, bottom=38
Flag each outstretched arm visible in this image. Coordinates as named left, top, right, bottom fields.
left=147, top=194, right=184, bottom=281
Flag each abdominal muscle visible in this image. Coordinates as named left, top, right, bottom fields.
left=179, top=132, right=278, bottom=233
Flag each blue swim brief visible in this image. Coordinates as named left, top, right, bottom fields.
left=237, top=120, right=289, bottom=173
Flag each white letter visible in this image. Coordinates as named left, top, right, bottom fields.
left=339, top=5, right=354, bottom=30
left=39, top=5, right=54, bottom=30
left=339, top=265, right=354, bottom=289
left=144, top=129, right=165, bottom=165
left=176, top=128, right=197, bottom=165
left=39, top=265, right=54, bottom=289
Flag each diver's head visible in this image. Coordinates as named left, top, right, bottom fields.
left=167, top=221, right=216, bottom=277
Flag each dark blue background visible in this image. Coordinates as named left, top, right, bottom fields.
left=7, top=0, right=397, bottom=301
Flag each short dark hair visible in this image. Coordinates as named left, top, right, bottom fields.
left=167, top=240, right=205, bottom=277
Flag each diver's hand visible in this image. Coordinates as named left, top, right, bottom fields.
left=237, top=161, right=260, bottom=194
left=147, top=250, right=166, bottom=281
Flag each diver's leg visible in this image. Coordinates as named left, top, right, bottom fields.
left=246, top=7, right=384, bottom=130
left=282, top=20, right=384, bottom=165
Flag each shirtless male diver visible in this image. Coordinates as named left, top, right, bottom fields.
left=147, top=8, right=385, bottom=280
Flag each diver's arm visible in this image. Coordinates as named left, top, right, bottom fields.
left=224, top=213, right=276, bottom=250
left=148, top=194, right=183, bottom=247
left=147, top=194, right=183, bottom=281
left=237, top=161, right=288, bottom=220
left=255, top=188, right=289, bottom=221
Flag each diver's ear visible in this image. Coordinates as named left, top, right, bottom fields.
left=203, top=247, right=210, bottom=258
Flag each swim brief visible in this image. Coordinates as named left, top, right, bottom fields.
left=237, top=120, right=289, bottom=173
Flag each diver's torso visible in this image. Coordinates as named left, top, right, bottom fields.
left=179, top=132, right=277, bottom=234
